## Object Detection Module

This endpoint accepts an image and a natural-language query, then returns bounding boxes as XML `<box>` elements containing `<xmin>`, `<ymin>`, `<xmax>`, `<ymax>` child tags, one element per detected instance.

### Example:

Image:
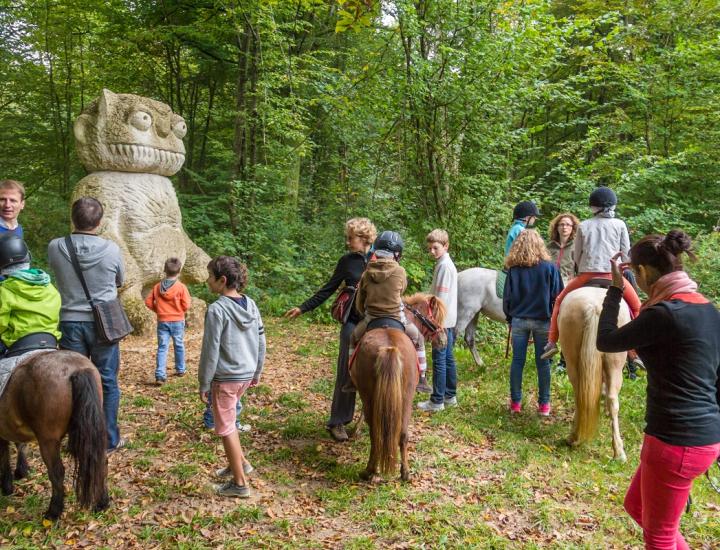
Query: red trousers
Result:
<box><xmin>548</xmin><ymin>272</ymin><xmax>641</xmax><ymax>343</ymax></box>
<box><xmin>624</xmin><ymin>434</ymin><xmax>720</xmax><ymax>549</ymax></box>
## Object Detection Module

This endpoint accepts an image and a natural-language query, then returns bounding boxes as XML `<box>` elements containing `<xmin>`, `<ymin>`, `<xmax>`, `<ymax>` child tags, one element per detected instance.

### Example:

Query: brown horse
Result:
<box><xmin>351</xmin><ymin>293</ymin><xmax>447</xmax><ymax>482</ymax></box>
<box><xmin>0</xmin><ymin>350</ymin><xmax>110</xmax><ymax>519</ymax></box>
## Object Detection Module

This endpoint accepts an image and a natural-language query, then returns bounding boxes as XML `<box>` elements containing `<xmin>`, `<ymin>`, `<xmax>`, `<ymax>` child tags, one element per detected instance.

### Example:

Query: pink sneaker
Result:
<box><xmin>538</xmin><ymin>403</ymin><xmax>551</xmax><ymax>416</ymax></box>
<box><xmin>509</xmin><ymin>401</ymin><xmax>521</xmax><ymax>414</ymax></box>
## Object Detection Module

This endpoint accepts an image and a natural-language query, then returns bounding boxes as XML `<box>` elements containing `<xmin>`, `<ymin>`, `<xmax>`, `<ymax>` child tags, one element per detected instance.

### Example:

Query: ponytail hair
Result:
<box><xmin>630</xmin><ymin>229</ymin><xmax>696</xmax><ymax>275</ymax></box>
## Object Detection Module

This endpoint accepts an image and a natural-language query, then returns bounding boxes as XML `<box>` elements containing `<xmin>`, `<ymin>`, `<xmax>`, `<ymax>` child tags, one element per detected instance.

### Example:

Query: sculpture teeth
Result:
<box><xmin>110</xmin><ymin>143</ymin><xmax>185</xmax><ymax>170</ymax></box>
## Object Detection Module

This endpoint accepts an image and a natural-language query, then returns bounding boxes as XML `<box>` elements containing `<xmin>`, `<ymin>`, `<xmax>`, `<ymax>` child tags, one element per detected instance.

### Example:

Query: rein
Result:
<box><xmin>403</xmin><ymin>301</ymin><xmax>442</xmax><ymax>340</ymax></box>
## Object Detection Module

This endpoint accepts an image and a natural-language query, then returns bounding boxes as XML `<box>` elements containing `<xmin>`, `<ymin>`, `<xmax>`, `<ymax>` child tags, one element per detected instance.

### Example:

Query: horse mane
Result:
<box><xmin>404</xmin><ymin>292</ymin><xmax>447</xmax><ymax>328</ymax></box>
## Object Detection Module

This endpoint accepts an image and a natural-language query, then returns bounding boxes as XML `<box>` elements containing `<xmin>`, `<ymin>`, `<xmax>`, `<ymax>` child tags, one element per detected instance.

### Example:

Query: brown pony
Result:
<box><xmin>351</xmin><ymin>293</ymin><xmax>447</xmax><ymax>481</ymax></box>
<box><xmin>0</xmin><ymin>351</ymin><xmax>110</xmax><ymax>519</ymax></box>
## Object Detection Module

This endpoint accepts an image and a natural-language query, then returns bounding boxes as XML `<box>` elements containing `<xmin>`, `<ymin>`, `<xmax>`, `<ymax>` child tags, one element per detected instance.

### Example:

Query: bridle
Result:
<box><xmin>403</xmin><ymin>300</ymin><xmax>443</xmax><ymax>341</ymax></box>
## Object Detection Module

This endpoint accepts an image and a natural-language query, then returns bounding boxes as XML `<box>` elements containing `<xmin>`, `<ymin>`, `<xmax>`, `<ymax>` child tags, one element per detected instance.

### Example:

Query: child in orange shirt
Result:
<box><xmin>145</xmin><ymin>257</ymin><xmax>191</xmax><ymax>384</ymax></box>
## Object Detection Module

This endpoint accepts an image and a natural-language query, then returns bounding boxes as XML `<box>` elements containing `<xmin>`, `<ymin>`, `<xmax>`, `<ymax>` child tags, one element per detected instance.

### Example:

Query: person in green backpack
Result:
<box><xmin>0</xmin><ymin>233</ymin><xmax>61</xmax><ymax>356</ymax></box>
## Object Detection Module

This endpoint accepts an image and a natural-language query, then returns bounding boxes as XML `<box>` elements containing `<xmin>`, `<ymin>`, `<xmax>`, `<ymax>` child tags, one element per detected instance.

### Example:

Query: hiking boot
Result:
<box><xmin>216</xmin><ymin>463</ymin><xmax>254</xmax><ymax>478</ymax></box>
<box><xmin>509</xmin><ymin>401</ymin><xmax>522</xmax><ymax>414</ymax></box>
<box><xmin>415</xmin><ymin>375</ymin><xmax>433</xmax><ymax>394</ymax></box>
<box><xmin>540</xmin><ymin>342</ymin><xmax>559</xmax><ymax>360</ymax></box>
<box><xmin>155</xmin><ymin>377</ymin><xmax>166</xmax><ymax>386</ymax></box>
<box><xmin>443</xmin><ymin>396</ymin><xmax>458</xmax><ymax>408</ymax></box>
<box><xmin>417</xmin><ymin>400</ymin><xmax>444</xmax><ymax>412</ymax></box>
<box><xmin>625</xmin><ymin>360</ymin><xmax>639</xmax><ymax>381</ymax></box>
<box><xmin>175</xmin><ymin>371</ymin><xmax>186</xmax><ymax>377</ymax></box>
<box><xmin>538</xmin><ymin>403</ymin><xmax>551</xmax><ymax>417</ymax></box>
<box><xmin>327</xmin><ymin>425</ymin><xmax>349</xmax><ymax>442</ymax></box>
<box><xmin>215</xmin><ymin>480</ymin><xmax>250</xmax><ymax>498</ymax></box>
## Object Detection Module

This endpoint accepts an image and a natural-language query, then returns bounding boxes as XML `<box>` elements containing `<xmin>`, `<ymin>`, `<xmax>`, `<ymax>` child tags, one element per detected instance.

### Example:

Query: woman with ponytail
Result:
<box><xmin>597</xmin><ymin>229</ymin><xmax>720</xmax><ymax>549</ymax></box>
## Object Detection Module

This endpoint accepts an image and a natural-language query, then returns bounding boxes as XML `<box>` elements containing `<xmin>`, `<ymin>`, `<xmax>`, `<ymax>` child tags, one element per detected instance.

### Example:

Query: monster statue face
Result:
<box><xmin>74</xmin><ymin>89</ymin><xmax>187</xmax><ymax>176</ymax></box>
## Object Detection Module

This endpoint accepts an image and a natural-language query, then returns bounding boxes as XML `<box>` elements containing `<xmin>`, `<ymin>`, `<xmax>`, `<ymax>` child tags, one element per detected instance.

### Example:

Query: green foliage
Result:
<box><xmin>1</xmin><ymin>0</ymin><xmax>719</xmax><ymax>304</ymax></box>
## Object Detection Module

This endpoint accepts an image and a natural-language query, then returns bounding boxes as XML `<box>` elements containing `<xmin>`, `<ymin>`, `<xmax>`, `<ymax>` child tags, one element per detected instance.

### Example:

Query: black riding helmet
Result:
<box><xmin>512</xmin><ymin>200</ymin><xmax>541</xmax><ymax>220</ymax></box>
<box><xmin>589</xmin><ymin>186</ymin><xmax>618</xmax><ymax>208</ymax></box>
<box><xmin>374</xmin><ymin>230</ymin><xmax>404</xmax><ymax>259</ymax></box>
<box><xmin>0</xmin><ymin>233</ymin><xmax>30</xmax><ymax>271</ymax></box>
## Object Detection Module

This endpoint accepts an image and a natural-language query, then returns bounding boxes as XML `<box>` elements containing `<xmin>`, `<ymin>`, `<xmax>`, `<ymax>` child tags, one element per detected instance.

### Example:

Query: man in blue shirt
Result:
<box><xmin>0</xmin><ymin>180</ymin><xmax>25</xmax><ymax>238</ymax></box>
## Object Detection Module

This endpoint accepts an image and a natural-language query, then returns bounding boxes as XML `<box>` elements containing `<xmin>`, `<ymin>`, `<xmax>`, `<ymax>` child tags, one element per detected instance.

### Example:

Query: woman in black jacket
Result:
<box><xmin>597</xmin><ymin>230</ymin><xmax>720</xmax><ymax>549</ymax></box>
<box><xmin>284</xmin><ymin>218</ymin><xmax>376</xmax><ymax>442</ymax></box>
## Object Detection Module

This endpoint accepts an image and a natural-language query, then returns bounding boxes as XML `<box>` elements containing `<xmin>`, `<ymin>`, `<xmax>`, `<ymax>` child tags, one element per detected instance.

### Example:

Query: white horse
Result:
<box><xmin>455</xmin><ymin>268</ymin><xmax>506</xmax><ymax>366</ymax></box>
<box><xmin>559</xmin><ymin>287</ymin><xmax>630</xmax><ymax>461</ymax></box>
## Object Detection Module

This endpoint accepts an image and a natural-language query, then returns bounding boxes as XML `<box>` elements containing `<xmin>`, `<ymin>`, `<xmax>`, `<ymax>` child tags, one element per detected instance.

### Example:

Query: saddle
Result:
<box><xmin>581</xmin><ymin>278</ymin><xmax>612</xmax><ymax>290</ymax></box>
<box><xmin>4</xmin><ymin>332</ymin><xmax>58</xmax><ymax>359</ymax></box>
<box><xmin>367</xmin><ymin>317</ymin><xmax>405</xmax><ymax>332</ymax></box>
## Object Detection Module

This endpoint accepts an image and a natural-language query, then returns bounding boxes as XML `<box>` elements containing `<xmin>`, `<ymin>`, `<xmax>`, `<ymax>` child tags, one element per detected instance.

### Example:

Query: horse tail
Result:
<box><xmin>68</xmin><ymin>369</ymin><xmax>108</xmax><ymax>509</ymax></box>
<box><xmin>573</xmin><ymin>302</ymin><xmax>603</xmax><ymax>444</ymax></box>
<box><xmin>372</xmin><ymin>345</ymin><xmax>404</xmax><ymax>475</ymax></box>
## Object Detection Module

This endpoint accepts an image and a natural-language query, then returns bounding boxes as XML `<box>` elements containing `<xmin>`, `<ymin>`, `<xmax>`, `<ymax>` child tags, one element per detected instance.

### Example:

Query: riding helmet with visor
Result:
<box><xmin>512</xmin><ymin>200</ymin><xmax>541</xmax><ymax>220</ymax></box>
<box><xmin>0</xmin><ymin>234</ymin><xmax>30</xmax><ymax>271</ymax></box>
<box><xmin>374</xmin><ymin>231</ymin><xmax>404</xmax><ymax>260</ymax></box>
<box><xmin>589</xmin><ymin>186</ymin><xmax>618</xmax><ymax>208</ymax></box>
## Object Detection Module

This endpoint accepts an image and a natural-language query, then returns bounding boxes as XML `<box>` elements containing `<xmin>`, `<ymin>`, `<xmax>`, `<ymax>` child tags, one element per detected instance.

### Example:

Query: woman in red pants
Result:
<box><xmin>541</xmin><ymin>186</ymin><xmax>642</xmax><ymax>361</ymax></box>
<box><xmin>597</xmin><ymin>230</ymin><xmax>720</xmax><ymax>549</ymax></box>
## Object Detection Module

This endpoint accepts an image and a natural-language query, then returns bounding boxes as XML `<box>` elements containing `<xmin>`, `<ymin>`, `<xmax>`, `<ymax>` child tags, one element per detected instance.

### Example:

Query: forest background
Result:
<box><xmin>2</xmin><ymin>0</ymin><xmax>720</xmax><ymax>312</ymax></box>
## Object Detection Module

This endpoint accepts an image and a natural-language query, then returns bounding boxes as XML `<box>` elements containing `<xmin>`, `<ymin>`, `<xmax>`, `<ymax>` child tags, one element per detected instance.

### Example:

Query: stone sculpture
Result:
<box><xmin>73</xmin><ymin>89</ymin><xmax>209</xmax><ymax>333</ymax></box>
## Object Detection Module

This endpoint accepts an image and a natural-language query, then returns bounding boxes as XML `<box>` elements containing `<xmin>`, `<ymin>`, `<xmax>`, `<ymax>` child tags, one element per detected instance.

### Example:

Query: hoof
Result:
<box><xmin>614</xmin><ymin>452</ymin><xmax>627</xmax><ymax>463</ymax></box>
<box><xmin>14</xmin><ymin>466</ymin><xmax>28</xmax><ymax>480</ymax></box>
<box><xmin>400</xmin><ymin>470</ymin><xmax>411</xmax><ymax>482</ymax></box>
<box><xmin>565</xmin><ymin>436</ymin><xmax>580</xmax><ymax>448</ymax></box>
<box><xmin>1</xmin><ymin>484</ymin><xmax>13</xmax><ymax>496</ymax></box>
<box><xmin>43</xmin><ymin>510</ymin><xmax>61</xmax><ymax>521</ymax></box>
<box><xmin>93</xmin><ymin>494</ymin><xmax>112</xmax><ymax>512</ymax></box>
<box><xmin>359</xmin><ymin>469</ymin><xmax>374</xmax><ymax>481</ymax></box>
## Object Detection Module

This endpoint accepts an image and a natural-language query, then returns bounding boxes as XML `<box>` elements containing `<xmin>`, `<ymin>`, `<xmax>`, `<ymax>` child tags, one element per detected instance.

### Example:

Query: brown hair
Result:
<box><xmin>0</xmin><ymin>180</ymin><xmax>26</xmax><ymax>200</ymax></box>
<box><xmin>505</xmin><ymin>229</ymin><xmax>550</xmax><ymax>268</ymax></box>
<box><xmin>345</xmin><ymin>218</ymin><xmax>377</xmax><ymax>246</ymax></box>
<box><xmin>426</xmin><ymin>228</ymin><xmax>449</xmax><ymax>246</ymax></box>
<box><xmin>207</xmin><ymin>256</ymin><xmax>248</xmax><ymax>291</ymax></box>
<box><xmin>548</xmin><ymin>213</ymin><xmax>580</xmax><ymax>244</ymax></box>
<box><xmin>630</xmin><ymin>229</ymin><xmax>696</xmax><ymax>276</ymax></box>
<box><xmin>164</xmin><ymin>257</ymin><xmax>182</xmax><ymax>276</ymax></box>
<box><xmin>71</xmin><ymin>197</ymin><xmax>104</xmax><ymax>231</ymax></box>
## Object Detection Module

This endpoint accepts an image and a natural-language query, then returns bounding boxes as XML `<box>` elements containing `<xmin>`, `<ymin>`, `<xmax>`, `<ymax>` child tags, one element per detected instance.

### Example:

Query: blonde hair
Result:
<box><xmin>505</xmin><ymin>229</ymin><xmax>550</xmax><ymax>268</ymax></box>
<box><xmin>345</xmin><ymin>217</ymin><xmax>377</xmax><ymax>246</ymax></box>
<box><xmin>426</xmin><ymin>228</ymin><xmax>449</xmax><ymax>246</ymax></box>
<box><xmin>548</xmin><ymin>212</ymin><xmax>580</xmax><ymax>244</ymax></box>
<box><xmin>0</xmin><ymin>180</ymin><xmax>25</xmax><ymax>200</ymax></box>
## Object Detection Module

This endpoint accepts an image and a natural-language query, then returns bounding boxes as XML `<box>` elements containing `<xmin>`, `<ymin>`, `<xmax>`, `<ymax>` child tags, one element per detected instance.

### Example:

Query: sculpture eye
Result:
<box><xmin>129</xmin><ymin>111</ymin><xmax>152</xmax><ymax>131</ymax></box>
<box><xmin>172</xmin><ymin>120</ymin><xmax>187</xmax><ymax>139</ymax></box>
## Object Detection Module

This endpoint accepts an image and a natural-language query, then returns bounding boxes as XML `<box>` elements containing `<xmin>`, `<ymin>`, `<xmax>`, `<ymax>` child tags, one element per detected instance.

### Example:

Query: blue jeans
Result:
<box><xmin>155</xmin><ymin>321</ymin><xmax>186</xmax><ymax>380</ymax></box>
<box><xmin>430</xmin><ymin>328</ymin><xmax>457</xmax><ymax>405</ymax></box>
<box><xmin>510</xmin><ymin>317</ymin><xmax>551</xmax><ymax>405</ymax></box>
<box><xmin>203</xmin><ymin>388</ymin><xmax>242</xmax><ymax>429</ymax></box>
<box><xmin>59</xmin><ymin>321</ymin><xmax>121</xmax><ymax>449</ymax></box>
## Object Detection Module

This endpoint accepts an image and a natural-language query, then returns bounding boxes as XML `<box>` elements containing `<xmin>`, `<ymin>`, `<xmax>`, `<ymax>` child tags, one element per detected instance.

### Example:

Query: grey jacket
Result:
<box><xmin>47</xmin><ymin>234</ymin><xmax>125</xmax><ymax>322</ymax></box>
<box><xmin>574</xmin><ymin>215</ymin><xmax>631</xmax><ymax>273</ymax></box>
<box><xmin>429</xmin><ymin>253</ymin><xmax>458</xmax><ymax>328</ymax></box>
<box><xmin>198</xmin><ymin>295</ymin><xmax>266</xmax><ymax>393</ymax></box>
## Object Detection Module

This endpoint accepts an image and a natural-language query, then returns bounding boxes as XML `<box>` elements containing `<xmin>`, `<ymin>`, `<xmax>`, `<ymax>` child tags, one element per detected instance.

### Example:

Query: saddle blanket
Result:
<box><xmin>0</xmin><ymin>350</ymin><xmax>50</xmax><ymax>398</ymax></box>
<box><xmin>496</xmin><ymin>269</ymin><xmax>507</xmax><ymax>299</ymax></box>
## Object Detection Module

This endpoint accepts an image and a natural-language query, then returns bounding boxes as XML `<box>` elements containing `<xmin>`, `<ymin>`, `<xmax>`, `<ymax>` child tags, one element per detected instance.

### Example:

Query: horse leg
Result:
<box><xmin>604</xmin><ymin>356</ymin><xmax>627</xmax><ymax>462</ymax></box>
<box><xmin>359</xmin><ymin>407</ymin><xmax>378</xmax><ymax>481</ymax></box>
<box><xmin>14</xmin><ymin>443</ymin><xmax>28</xmax><ymax>480</ymax></box>
<box><xmin>0</xmin><ymin>439</ymin><xmax>12</xmax><ymax>495</ymax></box>
<box><xmin>38</xmin><ymin>439</ymin><xmax>65</xmax><ymax>520</ymax></box>
<box><xmin>465</xmin><ymin>313</ymin><xmax>484</xmax><ymax>367</ymax></box>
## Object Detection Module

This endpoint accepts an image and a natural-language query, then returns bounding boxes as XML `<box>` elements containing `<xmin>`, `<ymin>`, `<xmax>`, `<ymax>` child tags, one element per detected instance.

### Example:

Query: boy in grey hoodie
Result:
<box><xmin>198</xmin><ymin>256</ymin><xmax>265</xmax><ymax>498</ymax></box>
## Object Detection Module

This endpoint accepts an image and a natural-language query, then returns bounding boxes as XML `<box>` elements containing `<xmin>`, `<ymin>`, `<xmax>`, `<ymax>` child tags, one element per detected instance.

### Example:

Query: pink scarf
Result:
<box><xmin>642</xmin><ymin>271</ymin><xmax>698</xmax><ymax>310</ymax></box>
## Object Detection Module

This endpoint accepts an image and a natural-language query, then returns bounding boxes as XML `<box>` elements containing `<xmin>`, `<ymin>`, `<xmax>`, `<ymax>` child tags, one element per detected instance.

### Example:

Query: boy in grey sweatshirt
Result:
<box><xmin>198</xmin><ymin>256</ymin><xmax>266</xmax><ymax>498</ymax></box>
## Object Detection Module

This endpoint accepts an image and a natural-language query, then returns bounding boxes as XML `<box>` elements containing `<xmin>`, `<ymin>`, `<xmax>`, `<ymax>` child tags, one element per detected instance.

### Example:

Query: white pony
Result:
<box><xmin>559</xmin><ymin>287</ymin><xmax>630</xmax><ymax>461</ymax></box>
<box><xmin>455</xmin><ymin>268</ymin><xmax>505</xmax><ymax>366</ymax></box>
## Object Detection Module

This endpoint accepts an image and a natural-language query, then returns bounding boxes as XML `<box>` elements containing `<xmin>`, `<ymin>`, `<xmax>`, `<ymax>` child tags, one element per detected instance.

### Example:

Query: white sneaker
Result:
<box><xmin>443</xmin><ymin>396</ymin><xmax>458</xmax><ymax>407</ymax></box>
<box><xmin>236</xmin><ymin>423</ymin><xmax>251</xmax><ymax>432</ymax></box>
<box><xmin>417</xmin><ymin>400</ymin><xmax>445</xmax><ymax>412</ymax></box>
<box><xmin>216</xmin><ymin>463</ymin><xmax>254</xmax><ymax>478</ymax></box>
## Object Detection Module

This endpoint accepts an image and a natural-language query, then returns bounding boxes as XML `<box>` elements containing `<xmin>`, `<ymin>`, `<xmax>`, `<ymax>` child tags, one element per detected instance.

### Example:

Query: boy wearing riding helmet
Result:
<box><xmin>505</xmin><ymin>200</ymin><xmax>541</xmax><ymax>256</ymax></box>
<box><xmin>541</xmin><ymin>186</ymin><xmax>642</xmax><ymax>363</ymax></box>
<box><xmin>349</xmin><ymin>231</ymin><xmax>426</xmax><ymax>376</ymax></box>
<box><xmin>0</xmin><ymin>234</ymin><xmax>61</xmax><ymax>356</ymax></box>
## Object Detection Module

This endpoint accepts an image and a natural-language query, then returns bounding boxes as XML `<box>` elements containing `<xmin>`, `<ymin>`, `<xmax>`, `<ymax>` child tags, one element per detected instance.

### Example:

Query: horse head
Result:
<box><xmin>403</xmin><ymin>293</ymin><xmax>447</xmax><ymax>349</ymax></box>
